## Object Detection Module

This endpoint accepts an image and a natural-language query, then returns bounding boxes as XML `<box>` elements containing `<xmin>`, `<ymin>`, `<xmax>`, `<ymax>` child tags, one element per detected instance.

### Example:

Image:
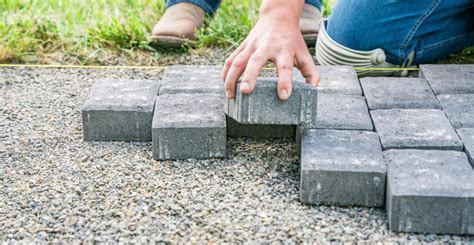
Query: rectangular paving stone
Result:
<box><xmin>438</xmin><ymin>94</ymin><xmax>474</xmax><ymax>129</ymax></box>
<box><xmin>82</xmin><ymin>78</ymin><xmax>160</xmax><ymax>141</ymax></box>
<box><xmin>420</xmin><ymin>64</ymin><xmax>474</xmax><ymax>95</ymax></box>
<box><xmin>315</xmin><ymin>93</ymin><xmax>373</xmax><ymax>131</ymax></box>
<box><xmin>225</xmin><ymin>77</ymin><xmax>318</xmax><ymax>126</ymax></box>
<box><xmin>299</xmin><ymin>129</ymin><xmax>386</xmax><ymax>207</ymax></box>
<box><xmin>371</xmin><ymin>109</ymin><xmax>463</xmax><ymax>151</ymax></box>
<box><xmin>458</xmin><ymin>128</ymin><xmax>474</xmax><ymax>166</ymax></box>
<box><xmin>159</xmin><ymin>65</ymin><xmax>223</xmax><ymax>95</ymax></box>
<box><xmin>385</xmin><ymin>150</ymin><xmax>474</xmax><ymax>235</ymax></box>
<box><xmin>294</xmin><ymin>66</ymin><xmax>361</xmax><ymax>95</ymax></box>
<box><xmin>152</xmin><ymin>93</ymin><xmax>226</xmax><ymax>160</ymax></box>
<box><xmin>360</xmin><ymin>77</ymin><xmax>440</xmax><ymax>110</ymax></box>
<box><xmin>226</xmin><ymin>116</ymin><xmax>295</xmax><ymax>139</ymax></box>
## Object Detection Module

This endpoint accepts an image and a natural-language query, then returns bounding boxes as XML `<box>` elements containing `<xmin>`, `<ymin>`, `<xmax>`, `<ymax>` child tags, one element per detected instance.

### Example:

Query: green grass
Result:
<box><xmin>0</xmin><ymin>0</ymin><xmax>472</xmax><ymax>64</ymax></box>
<box><xmin>0</xmin><ymin>0</ymin><xmax>261</xmax><ymax>64</ymax></box>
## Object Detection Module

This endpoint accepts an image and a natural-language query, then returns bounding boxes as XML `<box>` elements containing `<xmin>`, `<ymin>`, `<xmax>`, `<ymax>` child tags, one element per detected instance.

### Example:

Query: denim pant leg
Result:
<box><xmin>166</xmin><ymin>0</ymin><xmax>221</xmax><ymax>15</ymax></box>
<box><xmin>167</xmin><ymin>0</ymin><xmax>323</xmax><ymax>15</ymax></box>
<box><xmin>305</xmin><ymin>0</ymin><xmax>322</xmax><ymax>10</ymax></box>
<box><xmin>326</xmin><ymin>0</ymin><xmax>474</xmax><ymax>65</ymax></box>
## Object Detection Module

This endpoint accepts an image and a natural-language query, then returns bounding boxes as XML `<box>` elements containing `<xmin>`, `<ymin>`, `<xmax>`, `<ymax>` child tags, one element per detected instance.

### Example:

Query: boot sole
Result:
<box><xmin>149</xmin><ymin>35</ymin><xmax>196</xmax><ymax>48</ymax></box>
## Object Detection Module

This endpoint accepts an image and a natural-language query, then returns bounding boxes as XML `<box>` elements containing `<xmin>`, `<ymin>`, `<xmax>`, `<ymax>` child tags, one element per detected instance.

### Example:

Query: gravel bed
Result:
<box><xmin>1</xmin><ymin>67</ymin><xmax>473</xmax><ymax>243</ymax></box>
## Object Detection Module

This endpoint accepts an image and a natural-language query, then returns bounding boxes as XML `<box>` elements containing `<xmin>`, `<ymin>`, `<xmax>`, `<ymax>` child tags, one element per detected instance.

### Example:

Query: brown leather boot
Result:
<box><xmin>300</xmin><ymin>3</ymin><xmax>322</xmax><ymax>46</ymax></box>
<box><xmin>149</xmin><ymin>3</ymin><xmax>205</xmax><ymax>48</ymax></box>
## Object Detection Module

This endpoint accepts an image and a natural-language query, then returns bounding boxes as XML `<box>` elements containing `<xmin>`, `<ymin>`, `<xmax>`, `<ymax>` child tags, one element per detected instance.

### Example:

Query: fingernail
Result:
<box><xmin>241</xmin><ymin>82</ymin><xmax>250</xmax><ymax>92</ymax></box>
<box><xmin>280</xmin><ymin>89</ymin><xmax>289</xmax><ymax>100</ymax></box>
<box><xmin>226</xmin><ymin>90</ymin><xmax>233</xmax><ymax>98</ymax></box>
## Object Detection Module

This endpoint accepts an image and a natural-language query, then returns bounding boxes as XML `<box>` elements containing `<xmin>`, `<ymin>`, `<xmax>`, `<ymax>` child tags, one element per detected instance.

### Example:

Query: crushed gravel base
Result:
<box><xmin>1</xmin><ymin>67</ymin><xmax>473</xmax><ymax>243</ymax></box>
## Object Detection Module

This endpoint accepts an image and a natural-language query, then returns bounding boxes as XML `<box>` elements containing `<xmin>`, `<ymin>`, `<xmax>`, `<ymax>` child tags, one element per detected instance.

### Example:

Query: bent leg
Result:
<box><xmin>326</xmin><ymin>0</ymin><xmax>474</xmax><ymax>65</ymax></box>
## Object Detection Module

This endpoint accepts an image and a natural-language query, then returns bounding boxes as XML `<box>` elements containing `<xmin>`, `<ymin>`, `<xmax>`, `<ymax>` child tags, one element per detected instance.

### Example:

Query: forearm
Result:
<box><xmin>259</xmin><ymin>0</ymin><xmax>304</xmax><ymax>24</ymax></box>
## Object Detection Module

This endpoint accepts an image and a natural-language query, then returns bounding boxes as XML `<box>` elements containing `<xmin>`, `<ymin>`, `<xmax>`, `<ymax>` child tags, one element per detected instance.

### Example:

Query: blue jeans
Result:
<box><xmin>166</xmin><ymin>0</ymin><xmax>322</xmax><ymax>15</ymax></box>
<box><xmin>327</xmin><ymin>0</ymin><xmax>474</xmax><ymax>65</ymax></box>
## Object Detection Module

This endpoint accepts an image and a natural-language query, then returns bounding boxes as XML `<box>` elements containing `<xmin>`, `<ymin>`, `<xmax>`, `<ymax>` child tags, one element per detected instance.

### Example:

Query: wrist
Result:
<box><xmin>259</xmin><ymin>0</ymin><xmax>303</xmax><ymax>24</ymax></box>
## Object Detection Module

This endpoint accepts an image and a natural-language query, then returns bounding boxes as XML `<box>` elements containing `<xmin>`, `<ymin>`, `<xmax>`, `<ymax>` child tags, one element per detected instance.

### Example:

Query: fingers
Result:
<box><xmin>222</xmin><ymin>41</ymin><xmax>246</xmax><ymax>81</ymax></box>
<box><xmin>276</xmin><ymin>53</ymin><xmax>294</xmax><ymax>100</ymax></box>
<box><xmin>224</xmin><ymin>47</ymin><xmax>255</xmax><ymax>99</ymax></box>
<box><xmin>240</xmin><ymin>50</ymin><xmax>269</xmax><ymax>94</ymax></box>
<box><xmin>295</xmin><ymin>50</ymin><xmax>320</xmax><ymax>86</ymax></box>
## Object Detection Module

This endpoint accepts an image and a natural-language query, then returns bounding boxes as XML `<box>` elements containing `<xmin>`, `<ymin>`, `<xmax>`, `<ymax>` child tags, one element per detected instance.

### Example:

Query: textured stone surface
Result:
<box><xmin>294</xmin><ymin>66</ymin><xmax>361</xmax><ymax>95</ymax></box>
<box><xmin>152</xmin><ymin>93</ymin><xmax>226</xmax><ymax>160</ymax></box>
<box><xmin>385</xmin><ymin>150</ymin><xmax>474</xmax><ymax>235</ymax></box>
<box><xmin>315</xmin><ymin>94</ymin><xmax>372</xmax><ymax>131</ymax></box>
<box><xmin>299</xmin><ymin>129</ymin><xmax>386</xmax><ymax>207</ymax></box>
<box><xmin>437</xmin><ymin>94</ymin><xmax>474</xmax><ymax>129</ymax></box>
<box><xmin>458</xmin><ymin>128</ymin><xmax>474</xmax><ymax>166</ymax></box>
<box><xmin>420</xmin><ymin>64</ymin><xmax>474</xmax><ymax>95</ymax></box>
<box><xmin>371</xmin><ymin>109</ymin><xmax>462</xmax><ymax>151</ymax></box>
<box><xmin>225</xmin><ymin>77</ymin><xmax>318</xmax><ymax>126</ymax></box>
<box><xmin>361</xmin><ymin>77</ymin><xmax>440</xmax><ymax>110</ymax></box>
<box><xmin>159</xmin><ymin>65</ymin><xmax>223</xmax><ymax>95</ymax></box>
<box><xmin>81</xmin><ymin>78</ymin><xmax>160</xmax><ymax>141</ymax></box>
<box><xmin>226</xmin><ymin>116</ymin><xmax>295</xmax><ymax>139</ymax></box>
<box><xmin>5</xmin><ymin>66</ymin><xmax>474</xmax><ymax>243</ymax></box>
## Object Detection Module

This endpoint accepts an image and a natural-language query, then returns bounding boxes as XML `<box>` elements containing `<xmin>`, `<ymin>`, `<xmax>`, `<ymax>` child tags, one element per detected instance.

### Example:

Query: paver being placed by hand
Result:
<box><xmin>226</xmin><ymin>116</ymin><xmax>295</xmax><ymax>139</ymax></box>
<box><xmin>299</xmin><ymin>129</ymin><xmax>386</xmax><ymax>207</ymax></box>
<box><xmin>152</xmin><ymin>93</ymin><xmax>226</xmax><ymax>160</ymax></box>
<box><xmin>82</xmin><ymin>78</ymin><xmax>160</xmax><ymax>141</ymax></box>
<box><xmin>437</xmin><ymin>94</ymin><xmax>474</xmax><ymax>129</ymax></box>
<box><xmin>225</xmin><ymin>77</ymin><xmax>318</xmax><ymax>126</ymax></box>
<box><xmin>420</xmin><ymin>64</ymin><xmax>474</xmax><ymax>95</ymax></box>
<box><xmin>371</xmin><ymin>109</ymin><xmax>463</xmax><ymax>151</ymax></box>
<box><xmin>159</xmin><ymin>65</ymin><xmax>223</xmax><ymax>95</ymax></box>
<box><xmin>458</xmin><ymin>128</ymin><xmax>474</xmax><ymax>166</ymax></box>
<box><xmin>315</xmin><ymin>93</ymin><xmax>372</xmax><ymax>131</ymax></box>
<box><xmin>360</xmin><ymin>77</ymin><xmax>440</xmax><ymax>110</ymax></box>
<box><xmin>294</xmin><ymin>66</ymin><xmax>361</xmax><ymax>95</ymax></box>
<box><xmin>384</xmin><ymin>149</ymin><xmax>474</xmax><ymax>235</ymax></box>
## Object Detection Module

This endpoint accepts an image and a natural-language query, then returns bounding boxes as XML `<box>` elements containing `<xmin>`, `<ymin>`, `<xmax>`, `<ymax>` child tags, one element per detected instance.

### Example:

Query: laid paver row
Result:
<box><xmin>81</xmin><ymin>65</ymin><xmax>474</xmax><ymax>235</ymax></box>
<box><xmin>299</xmin><ymin>65</ymin><xmax>474</xmax><ymax>235</ymax></box>
<box><xmin>419</xmin><ymin>65</ymin><xmax>474</xmax><ymax>234</ymax></box>
<box><xmin>367</xmin><ymin>66</ymin><xmax>474</xmax><ymax>235</ymax></box>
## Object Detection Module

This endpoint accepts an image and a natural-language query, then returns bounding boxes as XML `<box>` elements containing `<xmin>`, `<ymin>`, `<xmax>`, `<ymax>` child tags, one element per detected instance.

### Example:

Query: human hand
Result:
<box><xmin>222</xmin><ymin>3</ymin><xmax>320</xmax><ymax>100</ymax></box>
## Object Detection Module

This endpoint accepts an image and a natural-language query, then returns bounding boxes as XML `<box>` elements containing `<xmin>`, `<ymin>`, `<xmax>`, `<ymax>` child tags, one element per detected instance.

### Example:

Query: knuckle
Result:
<box><xmin>249</xmin><ymin>54</ymin><xmax>265</xmax><ymax>63</ymax></box>
<box><xmin>277</xmin><ymin>62</ymin><xmax>293</xmax><ymax>70</ymax></box>
<box><xmin>225</xmin><ymin>58</ymin><xmax>233</xmax><ymax>67</ymax></box>
<box><xmin>232</xmin><ymin>57</ymin><xmax>247</xmax><ymax>68</ymax></box>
